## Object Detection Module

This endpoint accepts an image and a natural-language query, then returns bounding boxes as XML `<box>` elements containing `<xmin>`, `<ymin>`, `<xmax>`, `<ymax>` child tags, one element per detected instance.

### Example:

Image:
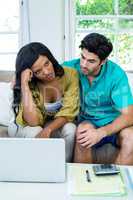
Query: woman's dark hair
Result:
<box><xmin>13</xmin><ymin>42</ymin><xmax>64</xmax><ymax>123</ymax></box>
<box><xmin>79</xmin><ymin>33</ymin><xmax>113</xmax><ymax>60</ymax></box>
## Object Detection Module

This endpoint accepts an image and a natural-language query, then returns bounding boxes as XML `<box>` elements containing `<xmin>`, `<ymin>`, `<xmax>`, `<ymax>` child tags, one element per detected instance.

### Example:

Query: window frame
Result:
<box><xmin>0</xmin><ymin>0</ymin><xmax>30</xmax><ymax>71</ymax></box>
<box><xmin>65</xmin><ymin>0</ymin><xmax>133</xmax><ymax>71</ymax></box>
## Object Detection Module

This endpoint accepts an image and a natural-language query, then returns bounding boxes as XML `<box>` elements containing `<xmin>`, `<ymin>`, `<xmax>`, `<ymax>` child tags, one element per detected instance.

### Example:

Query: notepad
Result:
<box><xmin>67</xmin><ymin>164</ymin><xmax>127</xmax><ymax>196</ymax></box>
<box><xmin>127</xmin><ymin>168</ymin><xmax>133</xmax><ymax>186</ymax></box>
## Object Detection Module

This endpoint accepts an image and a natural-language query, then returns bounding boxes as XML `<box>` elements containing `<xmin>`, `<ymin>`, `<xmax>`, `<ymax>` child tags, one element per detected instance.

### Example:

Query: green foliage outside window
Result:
<box><xmin>119</xmin><ymin>0</ymin><xmax>133</xmax><ymax>14</ymax></box>
<box><xmin>76</xmin><ymin>0</ymin><xmax>113</xmax><ymax>15</ymax></box>
<box><xmin>75</xmin><ymin>0</ymin><xmax>133</xmax><ymax>70</ymax></box>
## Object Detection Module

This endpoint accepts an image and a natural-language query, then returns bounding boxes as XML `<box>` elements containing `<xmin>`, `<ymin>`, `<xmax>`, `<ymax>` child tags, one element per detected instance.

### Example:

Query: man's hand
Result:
<box><xmin>36</xmin><ymin>127</ymin><xmax>52</xmax><ymax>138</ymax></box>
<box><xmin>77</xmin><ymin>122</ymin><xmax>95</xmax><ymax>134</ymax></box>
<box><xmin>76</xmin><ymin>123</ymin><xmax>107</xmax><ymax>148</ymax></box>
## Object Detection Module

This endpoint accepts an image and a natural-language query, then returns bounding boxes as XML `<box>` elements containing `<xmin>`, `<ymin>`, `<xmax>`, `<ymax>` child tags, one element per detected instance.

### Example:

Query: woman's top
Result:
<box><xmin>16</xmin><ymin>67</ymin><xmax>80</xmax><ymax>127</ymax></box>
<box><xmin>44</xmin><ymin>99</ymin><xmax>62</xmax><ymax>116</ymax></box>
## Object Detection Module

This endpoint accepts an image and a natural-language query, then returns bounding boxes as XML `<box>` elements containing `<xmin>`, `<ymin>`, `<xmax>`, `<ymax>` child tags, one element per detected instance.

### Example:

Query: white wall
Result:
<box><xmin>28</xmin><ymin>0</ymin><xmax>65</xmax><ymax>63</ymax></box>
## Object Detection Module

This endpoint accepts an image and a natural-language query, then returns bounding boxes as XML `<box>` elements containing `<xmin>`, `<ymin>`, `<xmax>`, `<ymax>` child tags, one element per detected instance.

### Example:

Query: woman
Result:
<box><xmin>8</xmin><ymin>42</ymin><xmax>79</xmax><ymax>162</ymax></box>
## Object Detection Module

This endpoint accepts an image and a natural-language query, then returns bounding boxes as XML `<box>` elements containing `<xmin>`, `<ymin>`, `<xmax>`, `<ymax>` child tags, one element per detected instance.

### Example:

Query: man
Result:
<box><xmin>63</xmin><ymin>33</ymin><xmax>133</xmax><ymax>165</ymax></box>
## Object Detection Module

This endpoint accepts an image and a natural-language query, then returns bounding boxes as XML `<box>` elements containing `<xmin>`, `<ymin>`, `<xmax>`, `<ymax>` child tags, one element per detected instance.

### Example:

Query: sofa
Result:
<box><xmin>0</xmin><ymin>70</ymin><xmax>133</xmax><ymax>163</ymax></box>
<box><xmin>0</xmin><ymin>71</ymin><xmax>14</xmax><ymax>137</ymax></box>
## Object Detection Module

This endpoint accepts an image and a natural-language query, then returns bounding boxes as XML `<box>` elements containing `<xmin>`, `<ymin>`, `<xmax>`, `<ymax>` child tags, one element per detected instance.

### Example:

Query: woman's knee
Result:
<box><xmin>61</xmin><ymin>123</ymin><xmax>76</xmax><ymax>138</ymax></box>
<box><xmin>8</xmin><ymin>123</ymin><xmax>18</xmax><ymax>137</ymax></box>
<box><xmin>8</xmin><ymin>123</ymin><xmax>43</xmax><ymax>138</ymax></box>
<box><xmin>23</xmin><ymin>126</ymin><xmax>43</xmax><ymax>137</ymax></box>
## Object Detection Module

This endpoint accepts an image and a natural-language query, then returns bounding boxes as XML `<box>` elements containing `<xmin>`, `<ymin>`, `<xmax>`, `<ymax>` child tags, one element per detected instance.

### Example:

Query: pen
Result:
<box><xmin>86</xmin><ymin>170</ymin><xmax>91</xmax><ymax>182</ymax></box>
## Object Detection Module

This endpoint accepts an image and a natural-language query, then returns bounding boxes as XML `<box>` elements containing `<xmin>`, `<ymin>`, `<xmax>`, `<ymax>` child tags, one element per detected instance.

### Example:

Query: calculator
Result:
<box><xmin>93</xmin><ymin>164</ymin><xmax>120</xmax><ymax>175</ymax></box>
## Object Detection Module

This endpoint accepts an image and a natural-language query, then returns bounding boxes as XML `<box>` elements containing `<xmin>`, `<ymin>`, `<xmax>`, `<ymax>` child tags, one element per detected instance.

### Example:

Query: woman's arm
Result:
<box><xmin>36</xmin><ymin>117</ymin><xmax>68</xmax><ymax>138</ymax></box>
<box><xmin>21</xmin><ymin>69</ymin><xmax>42</xmax><ymax>126</ymax></box>
<box><xmin>36</xmin><ymin>68</ymin><xmax>80</xmax><ymax>138</ymax></box>
<box><xmin>55</xmin><ymin>68</ymin><xmax>80</xmax><ymax>121</ymax></box>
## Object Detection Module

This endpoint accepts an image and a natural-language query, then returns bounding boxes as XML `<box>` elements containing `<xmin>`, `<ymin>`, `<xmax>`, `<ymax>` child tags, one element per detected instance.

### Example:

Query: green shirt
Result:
<box><xmin>63</xmin><ymin>59</ymin><xmax>133</xmax><ymax>127</ymax></box>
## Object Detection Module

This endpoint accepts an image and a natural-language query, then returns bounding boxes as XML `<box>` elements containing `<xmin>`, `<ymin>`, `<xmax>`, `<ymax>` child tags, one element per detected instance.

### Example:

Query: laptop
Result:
<box><xmin>0</xmin><ymin>138</ymin><xmax>66</xmax><ymax>183</ymax></box>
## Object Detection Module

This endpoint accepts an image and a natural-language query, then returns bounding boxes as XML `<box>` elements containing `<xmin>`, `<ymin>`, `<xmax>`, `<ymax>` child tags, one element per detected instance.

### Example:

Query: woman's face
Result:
<box><xmin>31</xmin><ymin>55</ymin><xmax>55</xmax><ymax>82</ymax></box>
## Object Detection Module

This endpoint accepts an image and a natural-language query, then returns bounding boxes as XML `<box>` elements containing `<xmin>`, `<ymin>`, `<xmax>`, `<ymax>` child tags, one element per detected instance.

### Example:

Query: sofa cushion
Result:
<box><xmin>0</xmin><ymin>82</ymin><xmax>14</xmax><ymax>126</ymax></box>
<box><xmin>0</xmin><ymin>125</ymin><xmax>8</xmax><ymax>137</ymax></box>
<box><xmin>0</xmin><ymin>71</ymin><xmax>14</xmax><ymax>82</ymax></box>
<box><xmin>92</xmin><ymin>143</ymin><xmax>119</xmax><ymax>164</ymax></box>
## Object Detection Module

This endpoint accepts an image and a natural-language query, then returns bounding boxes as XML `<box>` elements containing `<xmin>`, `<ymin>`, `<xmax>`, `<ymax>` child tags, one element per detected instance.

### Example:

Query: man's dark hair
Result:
<box><xmin>79</xmin><ymin>33</ymin><xmax>113</xmax><ymax>60</ymax></box>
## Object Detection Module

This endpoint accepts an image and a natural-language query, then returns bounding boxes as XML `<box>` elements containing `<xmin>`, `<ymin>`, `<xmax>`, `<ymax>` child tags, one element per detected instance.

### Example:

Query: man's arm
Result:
<box><xmin>98</xmin><ymin>105</ymin><xmax>133</xmax><ymax>136</ymax></box>
<box><xmin>99</xmin><ymin>72</ymin><xmax>133</xmax><ymax>137</ymax></box>
<box><xmin>77</xmin><ymin>105</ymin><xmax>133</xmax><ymax>148</ymax></box>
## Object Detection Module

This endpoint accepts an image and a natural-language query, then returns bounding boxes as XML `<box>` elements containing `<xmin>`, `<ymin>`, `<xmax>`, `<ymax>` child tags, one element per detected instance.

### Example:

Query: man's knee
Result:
<box><xmin>76</xmin><ymin>122</ymin><xmax>95</xmax><ymax>138</ymax></box>
<box><xmin>119</xmin><ymin>127</ymin><xmax>133</xmax><ymax>148</ymax></box>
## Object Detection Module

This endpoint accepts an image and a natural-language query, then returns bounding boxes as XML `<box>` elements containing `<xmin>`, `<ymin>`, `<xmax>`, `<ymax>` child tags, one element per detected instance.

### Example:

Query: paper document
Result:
<box><xmin>127</xmin><ymin>168</ymin><xmax>133</xmax><ymax>186</ymax></box>
<box><xmin>67</xmin><ymin>164</ymin><xmax>127</xmax><ymax>196</ymax></box>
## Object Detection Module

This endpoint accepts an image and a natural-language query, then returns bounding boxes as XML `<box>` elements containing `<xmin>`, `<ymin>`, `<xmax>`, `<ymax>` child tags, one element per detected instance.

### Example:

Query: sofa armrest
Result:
<box><xmin>0</xmin><ymin>126</ymin><xmax>8</xmax><ymax>137</ymax></box>
<box><xmin>0</xmin><ymin>71</ymin><xmax>14</xmax><ymax>82</ymax></box>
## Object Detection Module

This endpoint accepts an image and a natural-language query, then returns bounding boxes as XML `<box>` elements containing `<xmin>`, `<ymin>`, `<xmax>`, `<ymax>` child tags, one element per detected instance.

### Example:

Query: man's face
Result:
<box><xmin>80</xmin><ymin>48</ymin><xmax>105</xmax><ymax>76</ymax></box>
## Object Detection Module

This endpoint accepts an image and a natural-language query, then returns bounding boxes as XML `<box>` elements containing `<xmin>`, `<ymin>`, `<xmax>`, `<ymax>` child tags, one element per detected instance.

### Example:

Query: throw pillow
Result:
<box><xmin>0</xmin><ymin>82</ymin><xmax>14</xmax><ymax>126</ymax></box>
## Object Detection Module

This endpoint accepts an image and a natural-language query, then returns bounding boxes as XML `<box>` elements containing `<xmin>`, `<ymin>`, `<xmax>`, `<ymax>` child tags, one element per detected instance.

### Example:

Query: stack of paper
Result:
<box><xmin>127</xmin><ymin>168</ymin><xmax>133</xmax><ymax>185</ymax></box>
<box><xmin>67</xmin><ymin>164</ymin><xmax>127</xmax><ymax>196</ymax></box>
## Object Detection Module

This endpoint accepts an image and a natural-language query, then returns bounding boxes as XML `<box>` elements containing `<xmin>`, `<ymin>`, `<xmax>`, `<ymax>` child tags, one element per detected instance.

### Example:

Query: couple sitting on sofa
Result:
<box><xmin>8</xmin><ymin>33</ymin><xmax>133</xmax><ymax>165</ymax></box>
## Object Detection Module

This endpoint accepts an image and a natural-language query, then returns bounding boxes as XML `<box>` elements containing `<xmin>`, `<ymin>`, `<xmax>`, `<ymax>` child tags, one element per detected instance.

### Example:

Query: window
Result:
<box><xmin>0</xmin><ymin>0</ymin><xmax>30</xmax><ymax>71</ymax></box>
<box><xmin>66</xmin><ymin>0</ymin><xmax>133</xmax><ymax>71</ymax></box>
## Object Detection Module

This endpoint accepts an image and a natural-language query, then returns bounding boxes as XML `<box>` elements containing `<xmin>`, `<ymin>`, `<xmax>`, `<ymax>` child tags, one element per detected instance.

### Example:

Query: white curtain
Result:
<box><xmin>64</xmin><ymin>0</ymin><xmax>75</xmax><ymax>60</ymax></box>
<box><xmin>19</xmin><ymin>0</ymin><xmax>30</xmax><ymax>47</ymax></box>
